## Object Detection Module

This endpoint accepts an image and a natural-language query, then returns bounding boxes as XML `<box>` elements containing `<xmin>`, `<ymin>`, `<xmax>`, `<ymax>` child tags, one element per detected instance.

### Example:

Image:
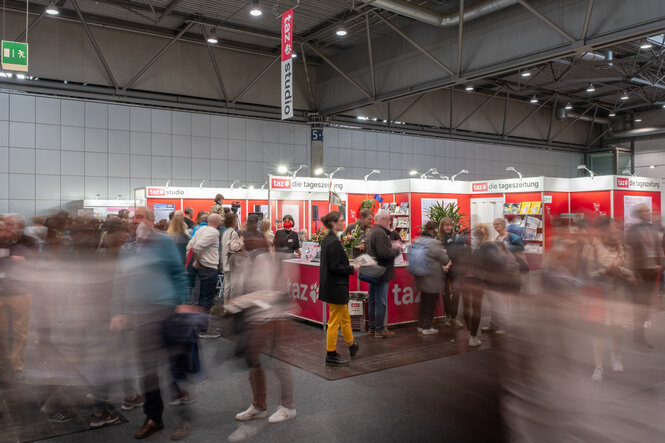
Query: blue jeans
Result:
<box><xmin>368</xmin><ymin>280</ymin><xmax>389</xmax><ymax>333</ymax></box>
<box><xmin>193</xmin><ymin>267</ymin><xmax>218</xmax><ymax>312</ymax></box>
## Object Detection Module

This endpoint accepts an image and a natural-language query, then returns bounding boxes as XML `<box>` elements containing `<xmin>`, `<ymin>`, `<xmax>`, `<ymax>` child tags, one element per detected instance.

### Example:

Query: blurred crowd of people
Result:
<box><xmin>0</xmin><ymin>194</ymin><xmax>304</xmax><ymax>441</ymax></box>
<box><xmin>2</xmin><ymin>198</ymin><xmax>665</xmax><ymax>441</ymax></box>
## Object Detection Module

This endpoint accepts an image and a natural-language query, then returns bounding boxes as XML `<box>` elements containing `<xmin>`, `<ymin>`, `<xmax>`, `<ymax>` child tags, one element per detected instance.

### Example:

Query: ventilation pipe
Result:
<box><xmin>359</xmin><ymin>0</ymin><xmax>518</xmax><ymax>27</ymax></box>
<box><xmin>610</xmin><ymin>127</ymin><xmax>665</xmax><ymax>139</ymax></box>
<box><xmin>556</xmin><ymin>108</ymin><xmax>611</xmax><ymax>125</ymax></box>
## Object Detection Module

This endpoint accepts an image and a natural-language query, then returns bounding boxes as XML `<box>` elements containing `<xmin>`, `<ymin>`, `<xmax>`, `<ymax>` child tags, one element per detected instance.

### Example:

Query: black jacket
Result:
<box><xmin>319</xmin><ymin>232</ymin><xmax>354</xmax><ymax>305</ymax></box>
<box><xmin>366</xmin><ymin>225</ymin><xmax>400</xmax><ymax>281</ymax></box>
<box><xmin>274</xmin><ymin>229</ymin><xmax>300</xmax><ymax>253</ymax></box>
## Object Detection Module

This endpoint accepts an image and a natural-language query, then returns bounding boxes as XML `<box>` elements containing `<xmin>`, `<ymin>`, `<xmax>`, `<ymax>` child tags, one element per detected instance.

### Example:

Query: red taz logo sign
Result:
<box><xmin>147</xmin><ymin>187</ymin><xmax>165</xmax><ymax>196</ymax></box>
<box><xmin>271</xmin><ymin>178</ymin><xmax>291</xmax><ymax>189</ymax></box>
<box><xmin>616</xmin><ymin>177</ymin><xmax>629</xmax><ymax>188</ymax></box>
<box><xmin>472</xmin><ymin>182</ymin><xmax>488</xmax><ymax>192</ymax></box>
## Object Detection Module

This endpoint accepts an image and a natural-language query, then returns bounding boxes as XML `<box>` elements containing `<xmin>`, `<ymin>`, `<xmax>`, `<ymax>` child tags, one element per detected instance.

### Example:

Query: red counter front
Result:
<box><xmin>283</xmin><ymin>260</ymin><xmax>444</xmax><ymax>326</ymax></box>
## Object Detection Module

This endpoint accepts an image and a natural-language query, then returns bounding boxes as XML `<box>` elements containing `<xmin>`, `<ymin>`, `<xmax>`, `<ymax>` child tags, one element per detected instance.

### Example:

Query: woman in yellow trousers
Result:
<box><xmin>318</xmin><ymin>211</ymin><xmax>360</xmax><ymax>366</ymax></box>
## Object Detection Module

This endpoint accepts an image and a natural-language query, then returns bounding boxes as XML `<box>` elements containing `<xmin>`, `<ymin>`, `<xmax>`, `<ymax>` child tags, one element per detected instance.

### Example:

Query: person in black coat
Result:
<box><xmin>319</xmin><ymin>211</ymin><xmax>360</xmax><ymax>366</ymax></box>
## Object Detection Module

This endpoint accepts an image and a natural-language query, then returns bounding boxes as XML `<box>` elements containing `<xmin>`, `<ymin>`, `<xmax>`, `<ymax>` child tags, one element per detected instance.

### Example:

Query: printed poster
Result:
<box><xmin>624</xmin><ymin>195</ymin><xmax>652</xmax><ymax>227</ymax></box>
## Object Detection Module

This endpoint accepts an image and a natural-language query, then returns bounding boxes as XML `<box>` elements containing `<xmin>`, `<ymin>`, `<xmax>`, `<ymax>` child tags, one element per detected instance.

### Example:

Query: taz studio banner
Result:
<box><xmin>281</xmin><ymin>9</ymin><xmax>294</xmax><ymax>120</ymax></box>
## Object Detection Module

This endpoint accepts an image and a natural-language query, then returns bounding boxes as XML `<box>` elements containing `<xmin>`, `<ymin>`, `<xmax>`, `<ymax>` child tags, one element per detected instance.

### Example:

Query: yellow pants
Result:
<box><xmin>326</xmin><ymin>304</ymin><xmax>354</xmax><ymax>352</ymax></box>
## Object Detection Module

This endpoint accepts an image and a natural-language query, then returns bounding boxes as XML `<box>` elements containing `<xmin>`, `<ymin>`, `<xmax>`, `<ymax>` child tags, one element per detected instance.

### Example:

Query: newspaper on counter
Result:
<box><xmin>353</xmin><ymin>254</ymin><xmax>378</xmax><ymax>267</ymax></box>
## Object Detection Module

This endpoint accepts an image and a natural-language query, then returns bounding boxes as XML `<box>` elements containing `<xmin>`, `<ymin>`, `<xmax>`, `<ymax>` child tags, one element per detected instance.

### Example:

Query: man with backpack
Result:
<box><xmin>410</xmin><ymin>222</ymin><xmax>450</xmax><ymax>335</ymax></box>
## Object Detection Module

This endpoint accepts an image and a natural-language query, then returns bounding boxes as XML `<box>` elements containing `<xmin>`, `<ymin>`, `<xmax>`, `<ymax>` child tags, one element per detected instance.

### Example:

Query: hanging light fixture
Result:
<box><xmin>640</xmin><ymin>40</ymin><xmax>652</xmax><ymax>50</ymax></box>
<box><xmin>465</xmin><ymin>85</ymin><xmax>474</xmax><ymax>92</ymax></box>
<box><xmin>620</xmin><ymin>90</ymin><xmax>629</xmax><ymax>100</ymax></box>
<box><xmin>521</xmin><ymin>70</ymin><xmax>532</xmax><ymax>77</ymax></box>
<box><xmin>45</xmin><ymin>2</ymin><xmax>59</xmax><ymax>15</ymax></box>
<box><xmin>206</xmin><ymin>29</ymin><xmax>218</xmax><ymax>44</ymax></box>
<box><xmin>608</xmin><ymin>111</ymin><xmax>616</xmax><ymax>117</ymax></box>
<box><xmin>529</xmin><ymin>95</ymin><xmax>538</xmax><ymax>104</ymax></box>
<box><xmin>634</xmin><ymin>114</ymin><xmax>643</xmax><ymax>123</ymax></box>
<box><xmin>249</xmin><ymin>0</ymin><xmax>262</xmax><ymax>17</ymax></box>
<box><xmin>336</xmin><ymin>26</ymin><xmax>348</xmax><ymax>37</ymax></box>
<box><xmin>564</xmin><ymin>102</ymin><xmax>573</xmax><ymax>110</ymax></box>
<box><xmin>586</xmin><ymin>83</ymin><xmax>595</xmax><ymax>93</ymax></box>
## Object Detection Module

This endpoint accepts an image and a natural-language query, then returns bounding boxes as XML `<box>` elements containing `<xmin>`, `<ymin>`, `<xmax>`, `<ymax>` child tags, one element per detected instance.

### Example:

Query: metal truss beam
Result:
<box><xmin>453</xmin><ymin>89</ymin><xmax>502</xmax><ymax>130</ymax></box>
<box><xmin>231</xmin><ymin>54</ymin><xmax>281</xmax><ymax>104</ymax></box>
<box><xmin>517</xmin><ymin>0</ymin><xmax>576</xmax><ymax>43</ymax></box>
<box><xmin>202</xmin><ymin>25</ymin><xmax>228</xmax><ymax>106</ymax></box>
<box><xmin>506</xmin><ymin>95</ymin><xmax>554</xmax><ymax>136</ymax></box>
<box><xmin>306</xmin><ymin>43</ymin><xmax>372</xmax><ymax>98</ymax></box>
<box><xmin>549</xmin><ymin>104</ymin><xmax>594</xmax><ymax>143</ymax></box>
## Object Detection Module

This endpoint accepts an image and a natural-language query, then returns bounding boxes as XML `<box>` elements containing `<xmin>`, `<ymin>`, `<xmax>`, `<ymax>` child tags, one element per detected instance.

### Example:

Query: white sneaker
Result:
<box><xmin>421</xmin><ymin>327</ymin><xmax>439</xmax><ymax>335</ymax></box>
<box><xmin>228</xmin><ymin>424</ymin><xmax>258</xmax><ymax>442</ymax></box>
<box><xmin>451</xmin><ymin>318</ymin><xmax>464</xmax><ymax>329</ymax></box>
<box><xmin>416</xmin><ymin>327</ymin><xmax>423</xmax><ymax>333</ymax></box>
<box><xmin>235</xmin><ymin>404</ymin><xmax>267</xmax><ymax>421</ymax></box>
<box><xmin>468</xmin><ymin>336</ymin><xmax>482</xmax><ymax>347</ymax></box>
<box><xmin>268</xmin><ymin>406</ymin><xmax>297</xmax><ymax>424</ymax></box>
<box><xmin>591</xmin><ymin>367</ymin><xmax>604</xmax><ymax>382</ymax></box>
<box><xmin>611</xmin><ymin>355</ymin><xmax>624</xmax><ymax>372</ymax></box>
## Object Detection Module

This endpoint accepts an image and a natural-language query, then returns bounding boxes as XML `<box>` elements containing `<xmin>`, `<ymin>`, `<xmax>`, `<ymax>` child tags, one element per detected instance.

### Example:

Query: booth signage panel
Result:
<box><xmin>281</xmin><ymin>9</ymin><xmax>294</xmax><ymax>120</ymax></box>
<box><xmin>145</xmin><ymin>186</ymin><xmax>267</xmax><ymax>199</ymax></box>
<box><xmin>284</xmin><ymin>262</ymin><xmax>323</xmax><ymax>323</ymax></box>
<box><xmin>269</xmin><ymin>175</ymin><xmax>344</xmax><ymax>192</ymax></box>
<box><xmin>470</xmin><ymin>177</ymin><xmax>543</xmax><ymax>194</ymax></box>
<box><xmin>615</xmin><ymin>176</ymin><xmax>660</xmax><ymax>192</ymax></box>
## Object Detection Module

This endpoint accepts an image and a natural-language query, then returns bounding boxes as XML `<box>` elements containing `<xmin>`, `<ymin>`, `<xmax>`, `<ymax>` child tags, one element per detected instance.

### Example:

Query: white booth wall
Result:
<box><xmin>0</xmin><ymin>90</ymin><xmax>583</xmax><ymax>216</ymax></box>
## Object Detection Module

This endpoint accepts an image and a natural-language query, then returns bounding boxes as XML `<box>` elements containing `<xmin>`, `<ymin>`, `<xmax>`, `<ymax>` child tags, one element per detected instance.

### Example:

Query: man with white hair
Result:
<box><xmin>365</xmin><ymin>211</ymin><xmax>402</xmax><ymax>338</ymax></box>
<box><xmin>0</xmin><ymin>214</ymin><xmax>39</xmax><ymax>382</ymax></box>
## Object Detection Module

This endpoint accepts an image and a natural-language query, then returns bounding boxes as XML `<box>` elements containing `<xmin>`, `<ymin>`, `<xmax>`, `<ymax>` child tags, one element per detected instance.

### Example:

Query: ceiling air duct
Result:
<box><xmin>359</xmin><ymin>0</ymin><xmax>518</xmax><ymax>27</ymax></box>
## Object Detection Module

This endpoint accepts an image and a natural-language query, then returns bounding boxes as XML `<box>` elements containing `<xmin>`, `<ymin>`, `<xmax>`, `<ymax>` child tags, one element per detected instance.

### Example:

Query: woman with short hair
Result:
<box><xmin>318</xmin><ymin>211</ymin><xmax>360</xmax><ymax>366</ymax></box>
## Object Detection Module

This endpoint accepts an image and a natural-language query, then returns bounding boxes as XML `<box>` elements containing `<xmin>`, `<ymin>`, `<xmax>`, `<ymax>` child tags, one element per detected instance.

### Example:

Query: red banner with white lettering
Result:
<box><xmin>281</xmin><ymin>9</ymin><xmax>294</xmax><ymax>120</ymax></box>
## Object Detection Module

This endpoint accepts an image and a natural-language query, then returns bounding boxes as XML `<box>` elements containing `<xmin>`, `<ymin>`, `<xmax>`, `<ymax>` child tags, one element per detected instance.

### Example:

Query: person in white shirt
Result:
<box><xmin>186</xmin><ymin>213</ymin><xmax>222</xmax><ymax>313</ymax></box>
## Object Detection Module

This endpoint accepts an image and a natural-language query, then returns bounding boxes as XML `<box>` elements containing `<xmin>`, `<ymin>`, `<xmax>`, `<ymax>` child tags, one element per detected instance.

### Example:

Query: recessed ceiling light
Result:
<box><xmin>530</xmin><ymin>95</ymin><xmax>538</xmax><ymax>104</ymax></box>
<box><xmin>521</xmin><ymin>70</ymin><xmax>532</xmax><ymax>77</ymax></box>
<box><xmin>249</xmin><ymin>0</ymin><xmax>262</xmax><ymax>16</ymax></box>
<box><xmin>336</xmin><ymin>27</ymin><xmax>347</xmax><ymax>37</ymax></box>
<box><xmin>586</xmin><ymin>83</ymin><xmax>595</xmax><ymax>93</ymax></box>
<box><xmin>464</xmin><ymin>85</ymin><xmax>474</xmax><ymax>91</ymax></box>
<box><xmin>564</xmin><ymin>102</ymin><xmax>573</xmax><ymax>110</ymax></box>
<box><xmin>45</xmin><ymin>3</ymin><xmax>59</xmax><ymax>15</ymax></box>
<box><xmin>620</xmin><ymin>90</ymin><xmax>629</xmax><ymax>100</ymax></box>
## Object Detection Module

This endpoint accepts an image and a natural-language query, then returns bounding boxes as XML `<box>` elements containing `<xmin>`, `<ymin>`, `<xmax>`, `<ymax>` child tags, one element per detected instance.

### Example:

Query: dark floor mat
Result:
<box><xmin>217</xmin><ymin>316</ymin><xmax>496</xmax><ymax>380</ymax></box>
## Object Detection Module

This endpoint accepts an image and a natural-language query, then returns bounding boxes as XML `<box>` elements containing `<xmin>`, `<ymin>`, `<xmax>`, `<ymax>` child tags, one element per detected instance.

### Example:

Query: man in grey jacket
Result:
<box><xmin>365</xmin><ymin>211</ymin><xmax>401</xmax><ymax>338</ymax></box>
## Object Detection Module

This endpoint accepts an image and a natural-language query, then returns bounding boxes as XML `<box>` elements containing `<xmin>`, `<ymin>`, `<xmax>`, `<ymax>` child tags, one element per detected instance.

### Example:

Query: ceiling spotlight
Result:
<box><xmin>634</xmin><ymin>114</ymin><xmax>643</xmax><ymax>123</ymax></box>
<box><xmin>465</xmin><ymin>85</ymin><xmax>474</xmax><ymax>92</ymax></box>
<box><xmin>336</xmin><ymin>27</ymin><xmax>348</xmax><ymax>37</ymax></box>
<box><xmin>529</xmin><ymin>95</ymin><xmax>538</xmax><ymax>104</ymax></box>
<box><xmin>640</xmin><ymin>40</ymin><xmax>652</xmax><ymax>50</ymax></box>
<box><xmin>608</xmin><ymin>111</ymin><xmax>616</xmax><ymax>117</ymax></box>
<box><xmin>249</xmin><ymin>0</ymin><xmax>262</xmax><ymax>17</ymax></box>
<box><xmin>206</xmin><ymin>30</ymin><xmax>218</xmax><ymax>44</ymax></box>
<box><xmin>586</xmin><ymin>83</ymin><xmax>595</xmax><ymax>93</ymax></box>
<box><xmin>45</xmin><ymin>2</ymin><xmax>59</xmax><ymax>15</ymax></box>
<box><xmin>521</xmin><ymin>70</ymin><xmax>532</xmax><ymax>77</ymax></box>
<box><xmin>620</xmin><ymin>90</ymin><xmax>629</xmax><ymax>100</ymax></box>
<box><xmin>564</xmin><ymin>102</ymin><xmax>573</xmax><ymax>110</ymax></box>
<box><xmin>577</xmin><ymin>164</ymin><xmax>595</xmax><ymax>179</ymax></box>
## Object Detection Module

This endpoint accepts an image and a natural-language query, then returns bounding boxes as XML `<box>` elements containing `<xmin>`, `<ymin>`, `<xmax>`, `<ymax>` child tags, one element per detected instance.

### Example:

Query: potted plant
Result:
<box><xmin>425</xmin><ymin>201</ymin><xmax>468</xmax><ymax>234</ymax></box>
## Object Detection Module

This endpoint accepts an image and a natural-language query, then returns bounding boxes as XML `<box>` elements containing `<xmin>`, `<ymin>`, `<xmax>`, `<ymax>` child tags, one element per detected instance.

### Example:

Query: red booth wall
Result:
<box><xmin>569</xmin><ymin>191</ymin><xmax>612</xmax><ymax>222</ymax></box>
<box><xmin>613</xmin><ymin>191</ymin><xmax>661</xmax><ymax>224</ymax></box>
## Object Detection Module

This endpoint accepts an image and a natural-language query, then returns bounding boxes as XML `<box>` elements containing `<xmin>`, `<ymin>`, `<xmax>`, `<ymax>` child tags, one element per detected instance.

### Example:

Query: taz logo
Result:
<box><xmin>616</xmin><ymin>177</ymin><xmax>629</xmax><ymax>188</ymax></box>
<box><xmin>472</xmin><ymin>182</ymin><xmax>488</xmax><ymax>192</ymax></box>
<box><xmin>147</xmin><ymin>187</ymin><xmax>165</xmax><ymax>196</ymax></box>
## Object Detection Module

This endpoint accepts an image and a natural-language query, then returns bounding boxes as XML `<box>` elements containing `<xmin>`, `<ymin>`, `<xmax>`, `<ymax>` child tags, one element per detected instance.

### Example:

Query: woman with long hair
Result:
<box><xmin>260</xmin><ymin>218</ymin><xmax>274</xmax><ymax>247</ymax></box>
<box><xmin>167</xmin><ymin>212</ymin><xmax>190</xmax><ymax>263</ymax></box>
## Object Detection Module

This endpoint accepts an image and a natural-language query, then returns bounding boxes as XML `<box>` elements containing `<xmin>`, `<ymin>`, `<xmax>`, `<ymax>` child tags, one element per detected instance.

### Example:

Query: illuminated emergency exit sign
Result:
<box><xmin>2</xmin><ymin>41</ymin><xmax>28</xmax><ymax>72</ymax></box>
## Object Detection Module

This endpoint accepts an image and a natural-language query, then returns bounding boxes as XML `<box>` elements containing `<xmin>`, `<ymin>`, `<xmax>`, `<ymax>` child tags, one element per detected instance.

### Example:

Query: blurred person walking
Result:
<box><xmin>0</xmin><ymin>214</ymin><xmax>39</xmax><ymax>382</ymax></box>
<box><xmin>226</xmin><ymin>242</ymin><xmax>297</xmax><ymax>427</ymax></box>
<box><xmin>319</xmin><ymin>211</ymin><xmax>360</xmax><ymax>366</ymax></box>
<box><xmin>583</xmin><ymin>217</ymin><xmax>635</xmax><ymax>381</ymax></box>
<box><xmin>365</xmin><ymin>211</ymin><xmax>402</xmax><ymax>338</ymax></box>
<box><xmin>412</xmin><ymin>221</ymin><xmax>449</xmax><ymax>335</ymax></box>
<box><xmin>221</xmin><ymin>212</ymin><xmax>244</xmax><ymax>305</ymax></box>
<box><xmin>111</xmin><ymin>207</ymin><xmax>192</xmax><ymax>440</ymax></box>
<box><xmin>625</xmin><ymin>203</ymin><xmax>663</xmax><ymax>350</ymax></box>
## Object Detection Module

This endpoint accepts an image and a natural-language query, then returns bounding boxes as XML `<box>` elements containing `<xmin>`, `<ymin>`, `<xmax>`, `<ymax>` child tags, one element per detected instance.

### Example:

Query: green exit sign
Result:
<box><xmin>2</xmin><ymin>41</ymin><xmax>28</xmax><ymax>72</ymax></box>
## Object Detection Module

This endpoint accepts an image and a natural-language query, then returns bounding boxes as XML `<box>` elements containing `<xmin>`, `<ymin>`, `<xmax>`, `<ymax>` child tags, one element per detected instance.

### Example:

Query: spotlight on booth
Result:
<box><xmin>277</xmin><ymin>165</ymin><xmax>289</xmax><ymax>174</ymax></box>
<box><xmin>410</xmin><ymin>168</ymin><xmax>438</xmax><ymax>179</ymax></box>
<box><xmin>165</xmin><ymin>179</ymin><xmax>171</xmax><ymax>188</ymax></box>
<box><xmin>199</xmin><ymin>179</ymin><xmax>206</xmax><ymax>188</ymax></box>
<box><xmin>364</xmin><ymin>169</ymin><xmax>381</xmax><ymax>181</ymax></box>
<box><xmin>261</xmin><ymin>181</ymin><xmax>268</xmax><ymax>190</ymax></box>
<box><xmin>622</xmin><ymin>169</ymin><xmax>635</xmax><ymax>176</ymax></box>
<box><xmin>437</xmin><ymin>173</ymin><xmax>450</xmax><ymax>180</ymax></box>
<box><xmin>451</xmin><ymin>169</ymin><xmax>469</xmax><ymax>183</ymax></box>
<box><xmin>230</xmin><ymin>180</ymin><xmax>241</xmax><ymax>189</ymax></box>
<box><xmin>577</xmin><ymin>164</ymin><xmax>595</xmax><ymax>179</ymax></box>
<box><xmin>506</xmin><ymin>166</ymin><xmax>523</xmax><ymax>181</ymax></box>
<box><xmin>316</xmin><ymin>167</ymin><xmax>344</xmax><ymax>179</ymax></box>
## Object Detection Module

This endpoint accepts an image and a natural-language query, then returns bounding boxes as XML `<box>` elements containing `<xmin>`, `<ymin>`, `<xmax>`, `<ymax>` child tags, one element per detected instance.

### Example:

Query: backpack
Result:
<box><xmin>408</xmin><ymin>237</ymin><xmax>435</xmax><ymax>276</ymax></box>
